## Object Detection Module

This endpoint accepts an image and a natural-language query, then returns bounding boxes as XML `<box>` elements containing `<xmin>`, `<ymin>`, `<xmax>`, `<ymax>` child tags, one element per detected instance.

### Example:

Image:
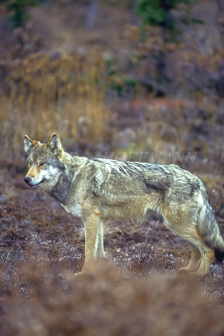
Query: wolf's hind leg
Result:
<box><xmin>179</xmin><ymin>243</ymin><xmax>201</xmax><ymax>273</ymax></box>
<box><xmin>164</xmin><ymin>216</ymin><xmax>209</xmax><ymax>275</ymax></box>
<box><xmin>194</xmin><ymin>244</ymin><xmax>214</xmax><ymax>276</ymax></box>
<box><xmin>172</xmin><ymin>225</ymin><xmax>214</xmax><ymax>275</ymax></box>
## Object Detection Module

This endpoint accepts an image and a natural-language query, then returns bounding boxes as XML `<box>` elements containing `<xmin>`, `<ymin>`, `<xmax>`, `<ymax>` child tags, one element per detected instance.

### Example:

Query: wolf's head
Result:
<box><xmin>24</xmin><ymin>133</ymin><xmax>65</xmax><ymax>189</ymax></box>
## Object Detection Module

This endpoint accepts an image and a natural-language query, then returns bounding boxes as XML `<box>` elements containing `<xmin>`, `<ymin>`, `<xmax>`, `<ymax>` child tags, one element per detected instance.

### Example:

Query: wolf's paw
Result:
<box><xmin>74</xmin><ymin>271</ymin><xmax>85</xmax><ymax>276</ymax></box>
<box><xmin>178</xmin><ymin>266</ymin><xmax>191</xmax><ymax>273</ymax></box>
<box><xmin>190</xmin><ymin>269</ymin><xmax>207</xmax><ymax>277</ymax></box>
<box><xmin>178</xmin><ymin>266</ymin><xmax>206</xmax><ymax>278</ymax></box>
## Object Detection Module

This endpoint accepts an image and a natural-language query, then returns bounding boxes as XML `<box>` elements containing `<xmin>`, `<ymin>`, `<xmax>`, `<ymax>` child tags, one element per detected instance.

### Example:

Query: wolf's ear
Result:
<box><xmin>47</xmin><ymin>133</ymin><xmax>63</xmax><ymax>155</ymax></box>
<box><xmin>24</xmin><ymin>135</ymin><xmax>37</xmax><ymax>153</ymax></box>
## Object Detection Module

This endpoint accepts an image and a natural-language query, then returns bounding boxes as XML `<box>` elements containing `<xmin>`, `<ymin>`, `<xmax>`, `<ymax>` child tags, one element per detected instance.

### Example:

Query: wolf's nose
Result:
<box><xmin>24</xmin><ymin>176</ymin><xmax>31</xmax><ymax>184</ymax></box>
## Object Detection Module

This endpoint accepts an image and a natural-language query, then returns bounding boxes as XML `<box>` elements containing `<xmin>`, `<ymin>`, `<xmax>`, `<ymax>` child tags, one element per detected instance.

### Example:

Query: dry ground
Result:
<box><xmin>1</xmin><ymin>1</ymin><xmax>224</xmax><ymax>334</ymax></box>
<box><xmin>0</xmin><ymin>156</ymin><xmax>224</xmax><ymax>335</ymax></box>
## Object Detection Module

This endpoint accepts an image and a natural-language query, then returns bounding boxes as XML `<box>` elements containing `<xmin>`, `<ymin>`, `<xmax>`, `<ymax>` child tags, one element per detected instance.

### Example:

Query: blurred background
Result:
<box><xmin>1</xmin><ymin>2</ymin><xmax>224</xmax><ymax>334</ymax></box>
<box><xmin>0</xmin><ymin>0</ymin><xmax>224</xmax><ymax>163</ymax></box>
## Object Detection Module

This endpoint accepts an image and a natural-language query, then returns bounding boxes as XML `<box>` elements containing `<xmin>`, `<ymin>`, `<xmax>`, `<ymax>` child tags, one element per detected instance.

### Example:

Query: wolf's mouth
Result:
<box><xmin>24</xmin><ymin>178</ymin><xmax>46</xmax><ymax>187</ymax></box>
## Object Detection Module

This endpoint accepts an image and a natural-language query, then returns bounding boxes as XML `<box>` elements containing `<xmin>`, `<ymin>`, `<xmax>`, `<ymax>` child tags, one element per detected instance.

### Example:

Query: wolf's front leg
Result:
<box><xmin>80</xmin><ymin>208</ymin><xmax>103</xmax><ymax>274</ymax></box>
<box><xmin>96</xmin><ymin>219</ymin><xmax>105</xmax><ymax>259</ymax></box>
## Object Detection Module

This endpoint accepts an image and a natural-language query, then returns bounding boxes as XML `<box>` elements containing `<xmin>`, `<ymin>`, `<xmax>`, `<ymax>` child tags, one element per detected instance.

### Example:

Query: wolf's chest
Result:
<box><xmin>61</xmin><ymin>202</ymin><xmax>82</xmax><ymax>217</ymax></box>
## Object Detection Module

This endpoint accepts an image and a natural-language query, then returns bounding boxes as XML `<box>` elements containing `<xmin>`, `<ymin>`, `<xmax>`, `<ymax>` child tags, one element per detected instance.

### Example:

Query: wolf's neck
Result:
<box><xmin>46</xmin><ymin>154</ymin><xmax>88</xmax><ymax>205</ymax></box>
<box><xmin>49</xmin><ymin>173</ymin><xmax>71</xmax><ymax>205</ymax></box>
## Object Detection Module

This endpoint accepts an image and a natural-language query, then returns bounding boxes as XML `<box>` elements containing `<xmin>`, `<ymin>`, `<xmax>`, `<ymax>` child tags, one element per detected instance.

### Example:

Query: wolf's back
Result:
<box><xmin>197</xmin><ymin>195</ymin><xmax>224</xmax><ymax>263</ymax></box>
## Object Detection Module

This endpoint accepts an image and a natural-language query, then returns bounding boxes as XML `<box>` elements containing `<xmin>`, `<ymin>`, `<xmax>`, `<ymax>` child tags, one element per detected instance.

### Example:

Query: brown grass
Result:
<box><xmin>1</xmin><ymin>259</ymin><xmax>224</xmax><ymax>336</ymax></box>
<box><xmin>0</xmin><ymin>47</ymin><xmax>110</xmax><ymax>159</ymax></box>
<box><xmin>0</xmin><ymin>1</ymin><xmax>224</xmax><ymax>334</ymax></box>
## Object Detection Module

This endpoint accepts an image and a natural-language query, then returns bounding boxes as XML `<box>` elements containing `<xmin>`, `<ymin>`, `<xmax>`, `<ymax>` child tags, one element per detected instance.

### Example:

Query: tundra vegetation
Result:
<box><xmin>0</xmin><ymin>0</ymin><xmax>224</xmax><ymax>335</ymax></box>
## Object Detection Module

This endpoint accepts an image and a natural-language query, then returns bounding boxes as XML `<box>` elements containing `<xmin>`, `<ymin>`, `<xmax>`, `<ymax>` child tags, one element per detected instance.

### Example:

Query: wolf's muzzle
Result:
<box><xmin>24</xmin><ymin>176</ymin><xmax>46</xmax><ymax>187</ymax></box>
<box><xmin>24</xmin><ymin>176</ymin><xmax>32</xmax><ymax>185</ymax></box>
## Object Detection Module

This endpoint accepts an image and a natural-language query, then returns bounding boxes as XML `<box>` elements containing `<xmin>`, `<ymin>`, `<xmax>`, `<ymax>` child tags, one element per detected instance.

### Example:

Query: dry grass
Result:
<box><xmin>1</xmin><ymin>0</ymin><xmax>224</xmax><ymax>161</ymax></box>
<box><xmin>0</xmin><ymin>47</ymin><xmax>110</xmax><ymax>159</ymax></box>
<box><xmin>1</xmin><ymin>259</ymin><xmax>224</xmax><ymax>336</ymax></box>
<box><xmin>0</xmin><ymin>2</ymin><xmax>224</xmax><ymax>335</ymax></box>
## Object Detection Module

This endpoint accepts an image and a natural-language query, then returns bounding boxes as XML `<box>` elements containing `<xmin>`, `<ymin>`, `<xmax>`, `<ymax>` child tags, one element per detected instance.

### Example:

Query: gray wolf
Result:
<box><xmin>24</xmin><ymin>133</ymin><xmax>224</xmax><ymax>275</ymax></box>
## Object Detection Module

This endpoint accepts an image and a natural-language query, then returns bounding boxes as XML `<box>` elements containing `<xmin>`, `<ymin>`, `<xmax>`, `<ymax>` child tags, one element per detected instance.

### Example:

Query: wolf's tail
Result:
<box><xmin>197</xmin><ymin>197</ymin><xmax>224</xmax><ymax>263</ymax></box>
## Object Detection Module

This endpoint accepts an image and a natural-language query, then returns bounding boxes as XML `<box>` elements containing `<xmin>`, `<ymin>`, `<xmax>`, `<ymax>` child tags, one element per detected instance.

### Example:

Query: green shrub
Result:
<box><xmin>136</xmin><ymin>0</ymin><xmax>193</xmax><ymax>30</ymax></box>
<box><xmin>0</xmin><ymin>0</ymin><xmax>41</xmax><ymax>29</ymax></box>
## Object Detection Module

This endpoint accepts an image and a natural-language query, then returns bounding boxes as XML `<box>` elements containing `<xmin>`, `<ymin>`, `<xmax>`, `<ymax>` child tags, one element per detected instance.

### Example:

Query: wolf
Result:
<box><xmin>24</xmin><ymin>133</ymin><xmax>224</xmax><ymax>275</ymax></box>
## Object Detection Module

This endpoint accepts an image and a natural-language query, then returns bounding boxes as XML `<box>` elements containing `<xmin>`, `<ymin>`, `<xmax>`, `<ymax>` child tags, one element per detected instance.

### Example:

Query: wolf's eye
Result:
<box><xmin>28</xmin><ymin>161</ymin><xmax>32</xmax><ymax>168</ymax></box>
<box><xmin>39</xmin><ymin>162</ymin><xmax>47</xmax><ymax>167</ymax></box>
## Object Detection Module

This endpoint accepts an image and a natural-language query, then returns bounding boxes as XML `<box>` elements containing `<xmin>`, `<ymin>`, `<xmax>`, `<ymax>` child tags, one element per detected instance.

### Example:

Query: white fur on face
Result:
<box><xmin>26</xmin><ymin>164</ymin><xmax>60</xmax><ymax>187</ymax></box>
<box><xmin>39</xmin><ymin>165</ymin><xmax>61</xmax><ymax>191</ymax></box>
<box><xmin>38</xmin><ymin>165</ymin><xmax>60</xmax><ymax>183</ymax></box>
<box><xmin>44</xmin><ymin>165</ymin><xmax>60</xmax><ymax>179</ymax></box>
